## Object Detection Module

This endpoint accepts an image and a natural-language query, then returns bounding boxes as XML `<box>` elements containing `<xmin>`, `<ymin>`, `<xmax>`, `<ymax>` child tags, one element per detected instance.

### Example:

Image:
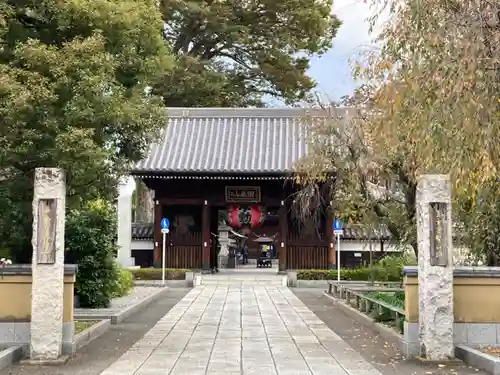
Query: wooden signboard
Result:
<box><xmin>37</xmin><ymin>198</ymin><xmax>57</xmax><ymax>264</ymax></box>
<box><xmin>225</xmin><ymin>186</ymin><xmax>261</xmax><ymax>203</ymax></box>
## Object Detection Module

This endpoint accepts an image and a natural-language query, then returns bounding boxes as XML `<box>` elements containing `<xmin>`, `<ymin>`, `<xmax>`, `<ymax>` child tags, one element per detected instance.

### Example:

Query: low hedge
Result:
<box><xmin>297</xmin><ymin>267</ymin><xmax>402</xmax><ymax>281</ymax></box>
<box><xmin>130</xmin><ymin>268</ymin><xmax>190</xmax><ymax>281</ymax></box>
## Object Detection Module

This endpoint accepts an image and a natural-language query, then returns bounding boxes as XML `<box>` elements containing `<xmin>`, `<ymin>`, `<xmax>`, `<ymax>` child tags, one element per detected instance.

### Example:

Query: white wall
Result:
<box><xmin>116</xmin><ymin>179</ymin><xmax>136</xmax><ymax>267</ymax></box>
<box><xmin>132</xmin><ymin>239</ymin><xmax>154</xmax><ymax>250</ymax></box>
<box><xmin>339</xmin><ymin>241</ymin><xmax>402</xmax><ymax>253</ymax></box>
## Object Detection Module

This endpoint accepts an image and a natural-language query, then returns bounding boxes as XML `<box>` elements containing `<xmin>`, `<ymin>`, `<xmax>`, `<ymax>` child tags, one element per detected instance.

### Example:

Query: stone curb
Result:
<box><xmin>133</xmin><ymin>280</ymin><xmax>188</xmax><ymax>288</ymax></box>
<box><xmin>111</xmin><ymin>287</ymin><xmax>170</xmax><ymax>324</ymax></box>
<box><xmin>0</xmin><ymin>345</ymin><xmax>23</xmax><ymax>371</ymax></box>
<box><xmin>455</xmin><ymin>345</ymin><xmax>500</xmax><ymax>375</ymax></box>
<box><xmin>75</xmin><ymin>287</ymin><xmax>170</xmax><ymax>324</ymax></box>
<box><xmin>322</xmin><ymin>292</ymin><xmax>405</xmax><ymax>348</ymax></box>
<box><xmin>74</xmin><ymin>319</ymin><xmax>111</xmax><ymax>351</ymax></box>
<box><xmin>295</xmin><ymin>280</ymin><xmax>328</xmax><ymax>288</ymax></box>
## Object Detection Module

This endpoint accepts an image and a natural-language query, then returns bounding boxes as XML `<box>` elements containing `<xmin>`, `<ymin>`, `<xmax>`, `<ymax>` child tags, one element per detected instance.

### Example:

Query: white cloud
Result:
<box><xmin>332</xmin><ymin>0</ymin><xmax>375</xmax><ymax>54</ymax></box>
<box><xmin>306</xmin><ymin>0</ymin><xmax>386</xmax><ymax>100</ymax></box>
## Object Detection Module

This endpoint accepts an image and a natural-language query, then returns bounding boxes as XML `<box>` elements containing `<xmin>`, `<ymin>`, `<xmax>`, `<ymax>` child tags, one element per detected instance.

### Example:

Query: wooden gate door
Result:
<box><xmin>164</xmin><ymin>232</ymin><xmax>202</xmax><ymax>269</ymax></box>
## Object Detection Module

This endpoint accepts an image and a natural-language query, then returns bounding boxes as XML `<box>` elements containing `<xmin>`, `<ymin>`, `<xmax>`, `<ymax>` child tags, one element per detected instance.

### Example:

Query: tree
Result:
<box><xmin>156</xmin><ymin>0</ymin><xmax>342</xmax><ymax>106</ymax></box>
<box><xmin>294</xmin><ymin>87</ymin><xmax>418</xmax><ymax>254</ymax></box>
<box><xmin>360</xmin><ymin>0</ymin><xmax>499</xmax><ymax>192</ymax></box>
<box><xmin>0</xmin><ymin>0</ymin><xmax>173</xmax><ymax>261</ymax></box>
<box><xmin>351</xmin><ymin>0</ymin><xmax>499</xmax><ymax>261</ymax></box>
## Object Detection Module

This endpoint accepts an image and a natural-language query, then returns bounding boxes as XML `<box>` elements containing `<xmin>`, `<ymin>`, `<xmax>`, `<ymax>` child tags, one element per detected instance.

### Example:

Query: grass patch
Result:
<box><xmin>365</xmin><ymin>291</ymin><xmax>405</xmax><ymax>309</ymax></box>
<box><xmin>364</xmin><ymin>291</ymin><xmax>405</xmax><ymax>333</ymax></box>
<box><xmin>75</xmin><ymin>320</ymin><xmax>100</xmax><ymax>335</ymax></box>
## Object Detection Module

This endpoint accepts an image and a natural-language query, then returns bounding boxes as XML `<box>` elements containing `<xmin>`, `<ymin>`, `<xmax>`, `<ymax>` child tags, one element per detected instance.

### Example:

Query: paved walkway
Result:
<box><xmin>99</xmin><ymin>286</ymin><xmax>383</xmax><ymax>375</ymax></box>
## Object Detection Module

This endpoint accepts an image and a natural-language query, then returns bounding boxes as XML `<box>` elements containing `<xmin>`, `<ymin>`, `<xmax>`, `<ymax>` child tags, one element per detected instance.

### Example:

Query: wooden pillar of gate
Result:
<box><xmin>279</xmin><ymin>199</ymin><xmax>288</xmax><ymax>272</ymax></box>
<box><xmin>201</xmin><ymin>200</ymin><xmax>211</xmax><ymax>272</ymax></box>
<box><xmin>326</xmin><ymin>205</ymin><xmax>336</xmax><ymax>269</ymax></box>
<box><xmin>154</xmin><ymin>199</ymin><xmax>162</xmax><ymax>266</ymax></box>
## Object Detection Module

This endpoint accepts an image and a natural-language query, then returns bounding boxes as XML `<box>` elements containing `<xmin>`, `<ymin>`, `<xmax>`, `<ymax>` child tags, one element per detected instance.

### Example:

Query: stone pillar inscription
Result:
<box><xmin>416</xmin><ymin>174</ymin><xmax>454</xmax><ymax>360</ymax></box>
<box><xmin>30</xmin><ymin>168</ymin><xmax>66</xmax><ymax>360</ymax></box>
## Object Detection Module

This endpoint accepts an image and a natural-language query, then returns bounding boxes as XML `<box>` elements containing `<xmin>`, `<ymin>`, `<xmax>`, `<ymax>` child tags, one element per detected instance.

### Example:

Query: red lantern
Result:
<box><xmin>227</xmin><ymin>205</ymin><xmax>266</xmax><ymax>228</ymax></box>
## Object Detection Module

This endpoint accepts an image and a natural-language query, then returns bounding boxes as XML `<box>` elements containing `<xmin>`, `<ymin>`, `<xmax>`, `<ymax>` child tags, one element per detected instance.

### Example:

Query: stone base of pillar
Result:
<box><xmin>327</xmin><ymin>263</ymin><xmax>336</xmax><ymax>270</ymax></box>
<box><xmin>21</xmin><ymin>355</ymin><xmax>70</xmax><ymax>366</ymax></box>
<box><xmin>218</xmin><ymin>255</ymin><xmax>229</xmax><ymax>269</ymax></box>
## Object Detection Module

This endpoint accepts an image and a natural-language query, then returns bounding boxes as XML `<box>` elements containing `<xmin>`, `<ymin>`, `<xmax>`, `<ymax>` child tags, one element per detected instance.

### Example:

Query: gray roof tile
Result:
<box><xmin>130</xmin><ymin>222</ymin><xmax>392</xmax><ymax>241</ymax></box>
<box><xmin>132</xmin><ymin>107</ymin><xmax>352</xmax><ymax>174</ymax></box>
<box><xmin>342</xmin><ymin>224</ymin><xmax>393</xmax><ymax>241</ymax></box>
<box><xmin>132</xmin><ymin>222</ymin><xmax>154</xmax><ymax>239</ymax></box>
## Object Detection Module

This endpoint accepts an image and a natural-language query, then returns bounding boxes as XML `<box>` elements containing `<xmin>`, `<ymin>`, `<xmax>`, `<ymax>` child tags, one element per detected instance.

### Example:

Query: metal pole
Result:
<box><xmin>337</xmin><ymin>233</ymin><xmax>341</xmax><ymax>281</ymax></box>
<box><xmin>162</xmin><ymin>232</ymin><xmax>166</xmax><ymax>286</ymax></box>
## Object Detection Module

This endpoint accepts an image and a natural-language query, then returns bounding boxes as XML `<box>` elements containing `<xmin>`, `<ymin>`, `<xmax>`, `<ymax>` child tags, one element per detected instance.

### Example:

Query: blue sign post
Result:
<box><xmin>333</xmin><ymin>219</ymin><xmax>343</xmax><ymax>234</ymax></box>
<box><xmin>161</xmin><ymin>218</ymin><xmax>170</xmax><ymax>231</ymax></box>
<box><xmin>160</xmin><ymin>218</ymin><xmax>170</xmax><ymax>285</ymax></box>
<box><xmin>333</xmin><ymin>219</ymin><xmax>343</xmax><ymax>281</ymax></box>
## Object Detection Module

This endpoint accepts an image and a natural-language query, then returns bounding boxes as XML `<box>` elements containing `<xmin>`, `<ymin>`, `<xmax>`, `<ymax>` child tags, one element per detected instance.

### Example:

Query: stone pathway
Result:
<box><xmin>293</xmin><ymin>289</ymin><xmax>487</xmax><ymax>375</ymax></box>
<box><xmin>99</xmin><ymin>286</ymin><xmax>383</xmax><ymax>375</ymax></box>
<box><xmin>1</xmin><ymin>289</ymin><xmax>190</xmax><ymax>375</ymax></box>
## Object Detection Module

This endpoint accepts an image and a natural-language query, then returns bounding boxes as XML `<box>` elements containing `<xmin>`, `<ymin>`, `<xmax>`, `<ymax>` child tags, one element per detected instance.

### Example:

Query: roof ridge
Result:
<box><xmin>165</xmin><ymin>107</ymin><xmax>353</xmax><ymax>118</ymax></box>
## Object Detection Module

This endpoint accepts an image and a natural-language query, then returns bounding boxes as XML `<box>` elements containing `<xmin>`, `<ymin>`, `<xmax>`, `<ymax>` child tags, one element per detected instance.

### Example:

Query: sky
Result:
<box><xmin>307</xmin><ymin>0</ymin><xmax>378</xmax><ymax>102</ymax></box>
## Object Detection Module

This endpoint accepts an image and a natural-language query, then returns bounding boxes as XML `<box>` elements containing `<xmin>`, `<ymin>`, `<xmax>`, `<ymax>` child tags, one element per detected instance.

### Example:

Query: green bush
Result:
<box><xmin>130</xmin><ymin>268</ymin><xmax>189</xmax><ymax>280</ymax></box>
<box><xmin>65</xmin><ymin>199</ymin><xmax>119</xmax><ymax>308</ymax></box>
<box><xmin>297</xmin><ymin>267</ymin><xmax>402</xmax><ymax>281</ymax></box>
<box><xmin>112</xmin><ymin>267</ymin><xmax>134</xmax><ymax>298</ymax></box>
<box><xmin>0</xmin><ymin>248</ymin><xmax>11</xmax><ymax>260</ymax></box>
<box><xmin>297</xmin><ymin>254</ymin><xmax>413</xmax><ymax>281</ymax></box>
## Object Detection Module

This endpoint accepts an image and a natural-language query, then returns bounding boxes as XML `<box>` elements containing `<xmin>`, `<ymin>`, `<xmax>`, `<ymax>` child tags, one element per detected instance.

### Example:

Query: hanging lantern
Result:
<box><xmin>227</xmin><ymin>205</ymin><xmax>266</xmax><ymax>228</ymax></box>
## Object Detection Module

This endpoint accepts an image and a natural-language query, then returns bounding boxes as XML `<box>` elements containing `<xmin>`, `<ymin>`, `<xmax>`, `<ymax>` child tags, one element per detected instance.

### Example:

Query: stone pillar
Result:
<box><xmin>417</xmin><ymin>174</ymin><xmax>454</xmax><ymax>360</ymax></box>
<box><xmin>30</xmin><ymin>168</ymin><xmax>66</xmax><ymax>361</ymax></box>
<box><xmin>117</xmin><ymin>182</ymin><xmax>135</xmax><ymax>268</ymax></box>
<box><xmin>218</xmin><ymin>224</ymin><xmax>230</xmax><ymax>269</ymax></box>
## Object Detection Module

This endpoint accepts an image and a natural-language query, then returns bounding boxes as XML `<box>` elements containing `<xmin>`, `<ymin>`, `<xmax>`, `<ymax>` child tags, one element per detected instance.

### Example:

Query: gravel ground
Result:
<box><xmin>293</xmin><ymin>289</ymin><xmax>487</xmax><ymax>375</ymax></box>
<box><xmin>0</xmin><ymin>288</ymin><xmax>189</xmax><ymax>375</ymax></box>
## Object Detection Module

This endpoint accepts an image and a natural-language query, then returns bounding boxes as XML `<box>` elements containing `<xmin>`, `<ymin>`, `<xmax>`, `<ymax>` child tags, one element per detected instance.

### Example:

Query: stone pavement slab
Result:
<box><xmin>293</xmin><ymin>288</ymin><xmax>488</xmax><ymax>375</ymax></box>
<box><xmin>98</xmin><ymin>286</ymin><xmax>384</xmax><ymax>375</ymax></box>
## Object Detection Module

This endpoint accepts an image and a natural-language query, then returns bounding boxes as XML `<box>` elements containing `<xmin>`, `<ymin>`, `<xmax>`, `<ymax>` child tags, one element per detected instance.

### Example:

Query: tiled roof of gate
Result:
<box><xmin>342</xmin><ymin>224</ymin><xmax>393</xmax><ymax>241</ymax></box>
<box><xmin>131</xmin><ymin>222</ymin><xmax>154</xmax><ymax>239</ymax></box>
<box><xmin>132</xmin><ymin>107</ymin><xmax>351</xmax><ymax>174</ymax></box>
<box><xmin>131</xmin><ymin>222</ymin><xmax>392</xmax><ymax>241</ymax></box>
